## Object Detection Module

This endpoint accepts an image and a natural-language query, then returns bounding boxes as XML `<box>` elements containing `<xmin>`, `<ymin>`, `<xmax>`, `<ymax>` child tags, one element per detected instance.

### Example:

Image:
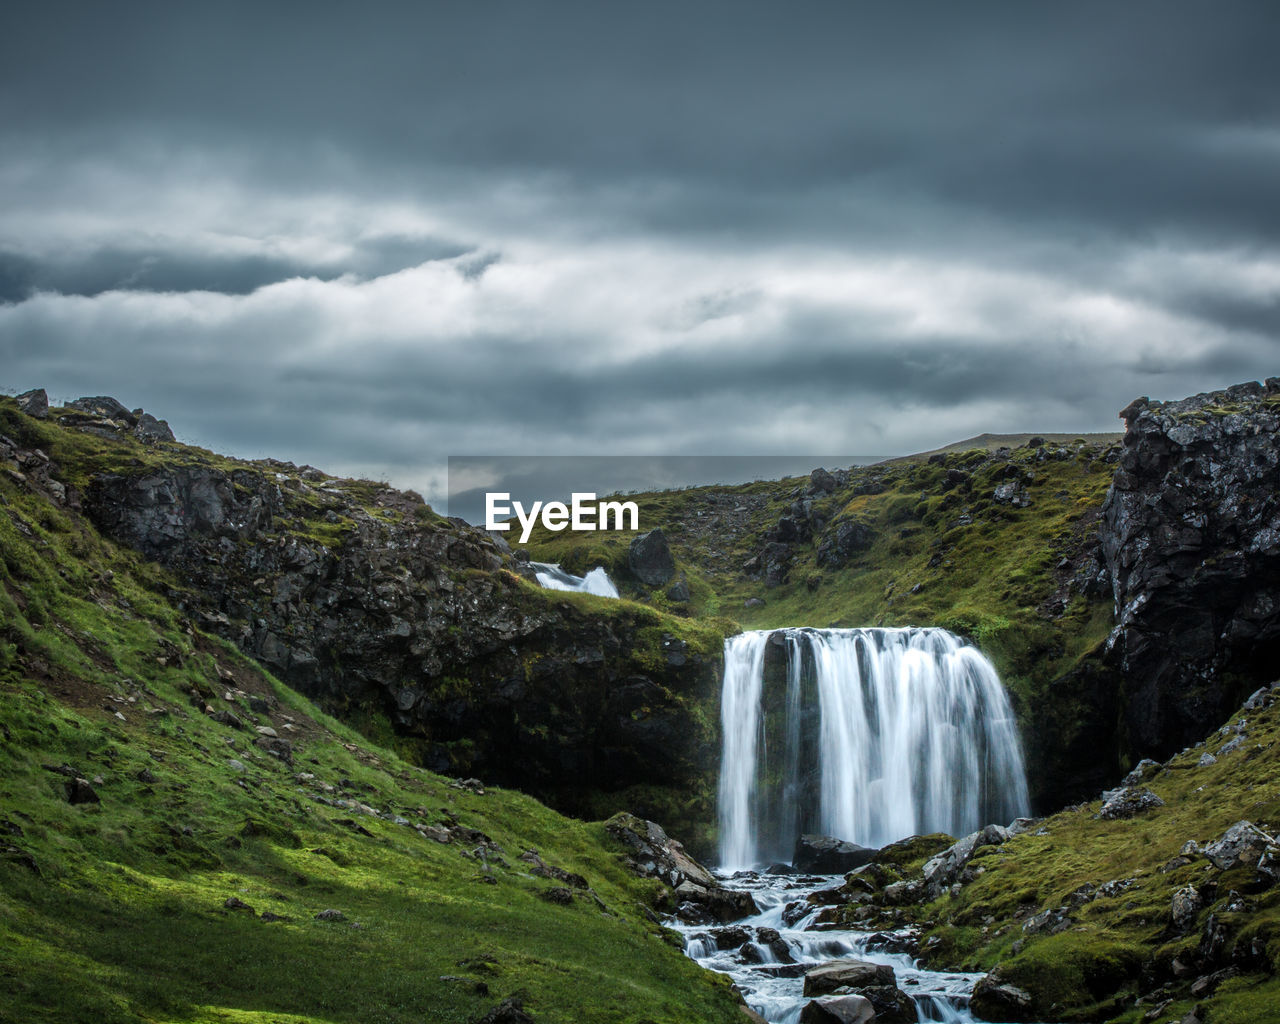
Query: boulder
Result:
<box><xmin>799</xmin><ymin>995</ymin><xmax>876</xmax><ymax>1024</ymax></box>
<box><xmin>1097</xmin><ymin>786</ymin><xmax>1165</xmax><ymax>820</ymax></box>
<box><xmin>857</xmin><ymin>986</ymin><xmax>918</xmax><ymax>1023</ymax></box>
<box><xmin>628</xmin><ymin>529</ymin><xmax>675</xmax><ymax>585</ymax></box>
<box><xmin>794</xmin><ymin>834</ymin><xmax>877</xmax><ymax>874</ymax></box>
<box><xmin>1172</xmin><ymin>885</ymin><xmax>1203</xmax><ymax>932</ymax></box>
<box><xmin>134</xmin><ymin>412</ymin><xmax>175</xmax><ymax>442</ymax></box>
<box><xmin>802</xmin><ymin>959</ymin><xmax>895</xmax><ymax>997</ymax></box>
<box><xmin>65</xmin><ymin>777</ymin><xmax>100</xmax><ymax>804</ymax></box>
<box><xmin>816</xmin><ymin>519</ymin><xmax>875</xmax><ymax>570</ymax></box>
<box><xmin>809</xmin><ymin>467</ymin><xmax>837</xmax><ymax>494</ymax></box>
<box><xmin>68</xmin><ymin>396</ymin><xmax>136</xmax><ymax>424</ymax></box>
<box><xmin>970</xmin><ymin>975</ymin><xmax>1035</xmax><ymax>1022</ymax></box>
<box><xmin>16</xmin><ymin>388</ymin><xmax>48</xmax><ymax>418</ymax></box>
<box><xmin>1203</xmin><ymin>820</ymin><xmax>1275</xmax><ymax>871</ymax></box>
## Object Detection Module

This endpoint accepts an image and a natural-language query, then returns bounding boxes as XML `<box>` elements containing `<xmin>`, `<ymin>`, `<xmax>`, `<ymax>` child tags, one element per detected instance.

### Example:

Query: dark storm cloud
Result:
<box><xmin>0</xmin><ymin>236</ymin><xmax>471</xmax><ymax>302</ymax></box>
<box><xmin>2</xmin><ymin>2</ymin><xmax>1279</xmax><ymax>499</ymax></box>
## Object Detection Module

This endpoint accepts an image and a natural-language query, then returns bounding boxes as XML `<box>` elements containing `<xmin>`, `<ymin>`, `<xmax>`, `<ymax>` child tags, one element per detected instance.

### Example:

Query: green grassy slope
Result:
<box><xmin>0</xmin><ymin>441</ymin><xmax>743</xmax><ymax>1023</ymax></box>
<box><xmin>830</xmin><ymin>687</ymin><xmax>1280</xmax><ymax>1023</ymax></box>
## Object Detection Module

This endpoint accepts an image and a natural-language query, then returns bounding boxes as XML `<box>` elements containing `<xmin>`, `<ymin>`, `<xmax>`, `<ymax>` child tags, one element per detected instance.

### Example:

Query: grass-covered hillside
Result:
<box><xmin>815</xmin><ymin>682</ymin><xmax>1280</xmax><ymax>1024</ymax></box>
<box><xmin>522</xmin><ymin>437</ymin><xmax>1126</xmax><ymax>808</ymax></box>
<box><xmin>0</xmin><ymin>394</ymin><xmax>740</xmax><ymax>859</ymax></box>
<box><xmin>0</xmin><ymin>417</ymin><xmax>745</xmax><ymax>1023</ymax></box>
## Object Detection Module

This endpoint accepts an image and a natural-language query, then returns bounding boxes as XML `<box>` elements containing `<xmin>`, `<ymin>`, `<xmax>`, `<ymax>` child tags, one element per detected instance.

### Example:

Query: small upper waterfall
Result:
<box><xmin>529</xmin><ymin>561</ymin><xmax>620</xmax><ymax>598</ymax></box>
<box><xmin>718</xmin><ymin>627</ymin><xmax>1029</xmax><ymax>870</ymax></box>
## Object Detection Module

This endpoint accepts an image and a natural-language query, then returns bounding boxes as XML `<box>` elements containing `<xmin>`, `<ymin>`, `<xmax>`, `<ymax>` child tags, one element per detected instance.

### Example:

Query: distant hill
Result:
<box><xmin>891</xmin><ymin>431</ymin><xmax>1124</xmax><ymax>463</ymax></box>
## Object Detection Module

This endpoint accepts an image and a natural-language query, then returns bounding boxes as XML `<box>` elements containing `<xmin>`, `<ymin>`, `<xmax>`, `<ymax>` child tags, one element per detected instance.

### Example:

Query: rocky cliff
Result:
<box><xmin>1</xmin><ymin>395</ymin><xmax>731</xmax><ymax>848</ymax></box>
<box><xmin>1101</xmin><ymin>380</ymin><xmax>1280</xmax><ymax>758</ymax></box>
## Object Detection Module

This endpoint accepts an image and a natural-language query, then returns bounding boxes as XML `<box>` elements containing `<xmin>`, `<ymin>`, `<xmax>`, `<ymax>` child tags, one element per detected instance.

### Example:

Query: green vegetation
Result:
<box><xmin>0</xmin><ymin>432</ymin><xmax>744</xmax><ymax>1023</ymax></box>
<box><xmin>840</xmin><ymin>692</ymin><xmax>1280</xmax><ymax>1023</ymax></box>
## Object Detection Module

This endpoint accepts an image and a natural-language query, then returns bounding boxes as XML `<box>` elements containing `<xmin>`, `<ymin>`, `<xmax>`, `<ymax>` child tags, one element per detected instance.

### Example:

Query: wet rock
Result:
<box><xmin>1097</xmin><ymin>786</ymin><xmax>1165</xmax><ymax>820</ymax></box>
<box><xmin>798</xmin><ymin>995</ymin><xmax>875</xmax><ymax>1024</ymax></box>
<box><xmin>793</xmin><ymin>834</ymin><xmax>876</xmax><ymax>874</ymax></box>
<box><xmin>802</xmin><ymin>959</ymin><xmax>896</xmax><ymax>997</ymax></box>
<box><xmin>857</xmin><ymin>986</ymin><xmax>918</xmax><ymax>1023</ymax></box>
<box><xmin>710</xmin><ymin>925</ymin><xmax>751</xmax><ymax>950</ymax></box>
<box><xmin>970</xmin><ymin>974</ymin><xmax>1035</xmax><ymax>1022</ymax></box>
<box><xmin>628</xmin><ymin>529</ymin><xmax>675</xmax><ymax>585</ymax></box>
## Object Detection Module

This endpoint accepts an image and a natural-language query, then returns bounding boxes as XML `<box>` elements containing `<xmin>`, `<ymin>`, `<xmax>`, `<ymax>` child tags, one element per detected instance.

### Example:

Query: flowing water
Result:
<box><xmin>671</xmin><ymin>871</ymin><xmax>983</xmax><ymax>1023</ymax></box>
<box><xmin>528</xmin><ymin>561</ymin><xmax>620</xmax><ymax>598</ymax></box>
<box><xmin>687</xmin><ymin>626</ymin><xmax>1031</xmax><ymax>1022</ymax></box>
<box><xmin>718</xmin><ymin>627</ymin><xmax>1029</xmax><ymax>869</ymax></box>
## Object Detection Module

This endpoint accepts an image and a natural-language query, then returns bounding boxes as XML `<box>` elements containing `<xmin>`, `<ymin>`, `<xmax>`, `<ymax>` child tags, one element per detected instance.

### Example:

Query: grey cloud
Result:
<box><xmin>0</xmin><ymin>236</ymin><xmax>471</xmax><ymax>302</ymax></box>
<box><xmin>2</xmin><ymin>1</ymin><xmax>1279</xmax><ymax>494</ymax></box>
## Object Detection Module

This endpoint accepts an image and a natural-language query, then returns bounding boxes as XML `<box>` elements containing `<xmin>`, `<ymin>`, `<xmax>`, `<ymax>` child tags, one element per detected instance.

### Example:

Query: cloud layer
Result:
<box><xmin>2</xmin><ymin>3</ymin><xmax>1278</xmax><ymax>505</ymax></box>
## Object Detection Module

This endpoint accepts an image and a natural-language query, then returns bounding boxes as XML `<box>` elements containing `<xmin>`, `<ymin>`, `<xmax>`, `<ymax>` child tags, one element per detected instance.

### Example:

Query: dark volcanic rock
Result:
<box><xmin>1100</xmin><ymin>380</ymin><xmax>1280</xmax><ymax>756</ymax></box>
<box><xmin>802</xmin><ymin>959</ymin><xmax>896</xmax><ymax>997</ymax></box>
<box><xmin>628</xmin><ymin>528</ymin><xmax>676</xmax><ymax>585</ymax></box>
<box><xmin>83</xmin><ymin>461</ymin><xmax>726</xmax><ymax>837</ymax></box>
<box><xmin>970</xmin><ymin>975</ymin><xmax>1034</xmax><ymax>1022</ymax></box>
<box><xmin>794</xmin><ymin>834</ymin><xmax>876</xmax><ymax>874</ymax></box>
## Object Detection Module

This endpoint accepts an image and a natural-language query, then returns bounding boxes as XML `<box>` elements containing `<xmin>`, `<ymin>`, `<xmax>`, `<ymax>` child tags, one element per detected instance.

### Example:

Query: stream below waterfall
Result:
<box><xmin>671</xmin><ymin>871</ymin><xmax>985</xmax><ymax>1024</ymax></box>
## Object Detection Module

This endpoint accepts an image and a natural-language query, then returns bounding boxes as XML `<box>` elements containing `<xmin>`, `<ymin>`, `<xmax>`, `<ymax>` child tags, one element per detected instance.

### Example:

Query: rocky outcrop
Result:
<box><xmin>58</xmin><ymin>395</ymin><xmax>176</xmax><ymax>442</ymax></box>
<box><xmin>605</xmin><ymin>813</ymin><xmax>758</xmax><ymax>923</ymax></box>
<box><xmin>1100</xmin><ymin>380</ymin><xmax>1280</xmax><ymax>756</ymax></box>
<box><xmin>16</xmin><ymin>388</ymin><xmax>48</xmax><ymax>419</ymax></box>
<box><xmin>793</xmin><ymin>835</ymin><xmax>876</xmax><ymax>874</ymax></box>
<box><xmin>88</xmin><ymin>463</ymin><xmax>722</xmax><ymax>824</ymax></box>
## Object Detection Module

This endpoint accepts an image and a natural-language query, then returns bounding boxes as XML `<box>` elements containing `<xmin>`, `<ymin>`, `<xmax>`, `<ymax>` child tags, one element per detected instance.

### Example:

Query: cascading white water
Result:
<box><xmin>529</xmin><ymin>561</ymin><xmax>620</xmax><ymax>598</ymax></box>
<box><xmin>718</xmin><ymin>627</ymin><xmax>1029</xmax><ymax>869</ymax></box>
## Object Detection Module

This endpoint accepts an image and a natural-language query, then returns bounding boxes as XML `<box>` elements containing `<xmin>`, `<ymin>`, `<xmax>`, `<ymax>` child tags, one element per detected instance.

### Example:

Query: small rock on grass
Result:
<box><xmin>314</xmin><ymin>908</ymin><xmax>345</xmax><ymax>921</ymax></box>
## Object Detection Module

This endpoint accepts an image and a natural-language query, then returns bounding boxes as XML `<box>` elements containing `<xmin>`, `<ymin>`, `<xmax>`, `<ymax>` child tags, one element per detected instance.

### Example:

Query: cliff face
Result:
<box><xmin>1</xmin><ymin>398</ymin><xmax>727</xmax><ymax>847</ymax></box>
<box><xmin>1101</xmin><ymin>379</ymin><xmax>1280</xmax><ymax>755</ymax></box>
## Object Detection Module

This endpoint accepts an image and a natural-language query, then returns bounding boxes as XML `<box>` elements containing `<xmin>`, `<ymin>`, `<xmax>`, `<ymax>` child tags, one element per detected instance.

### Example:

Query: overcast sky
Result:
<box><xmin>2</xmin><ymin>3</ymin><xmax>1278</xmax><ymax>506</ymax></box>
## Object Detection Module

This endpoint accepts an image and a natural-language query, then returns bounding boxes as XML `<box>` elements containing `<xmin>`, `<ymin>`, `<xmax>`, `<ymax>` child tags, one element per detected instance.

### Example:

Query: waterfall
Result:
<box><xmin>529</xmin><ymin>561</ymin><xmax>620</xmax><ymax>598</ymax></box>
<box><xmin>717</xmin><ymin>627</ymin><xmax>1030</xmax><ymax>870</ymax></box>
